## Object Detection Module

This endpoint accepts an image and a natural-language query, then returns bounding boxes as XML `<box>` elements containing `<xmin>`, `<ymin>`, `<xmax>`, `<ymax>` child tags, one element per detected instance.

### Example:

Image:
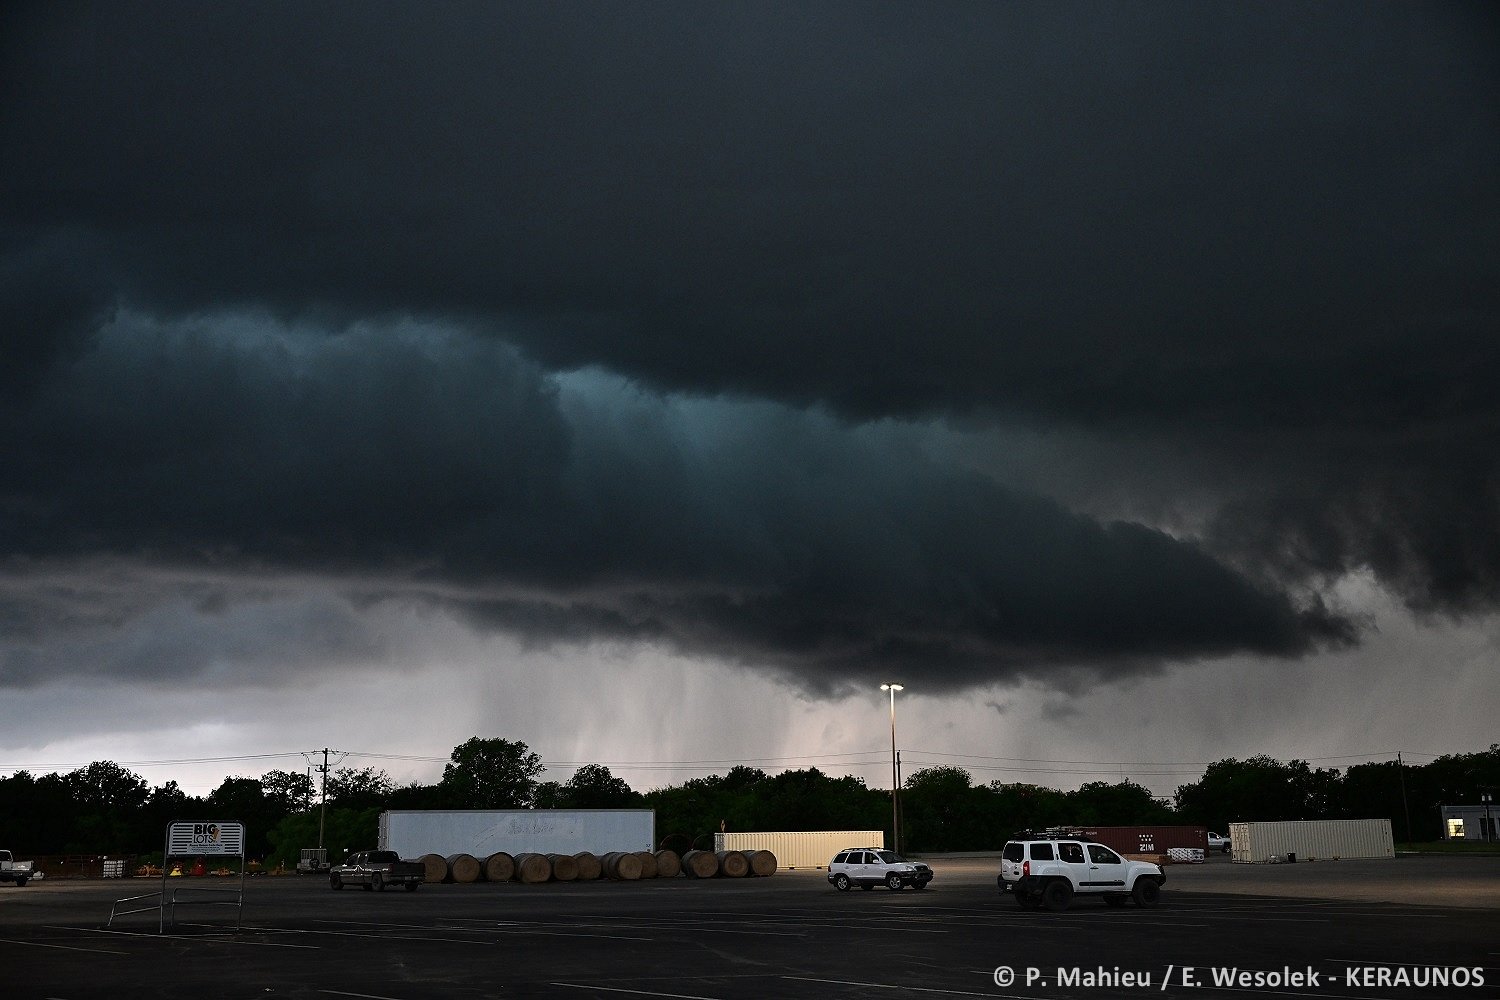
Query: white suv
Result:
<box><xmin>998</xmin><ymin>836</ymin><xmax>1163</xmax><ymax>911</ymax></box>
<box><xmin>827</xmin><ymin>848</ymin><xmax>933</xmax><ymax>891</ymax></box>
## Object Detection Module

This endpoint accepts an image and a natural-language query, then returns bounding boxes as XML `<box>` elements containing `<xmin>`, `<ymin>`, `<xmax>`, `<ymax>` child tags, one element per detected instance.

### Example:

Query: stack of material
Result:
<box><xmin>482</xmin><ymin>852</ymin><xmax>515</xmax><ymax>882</ymax></box>
<box><xmin>513</xmin><ymin>853</ymin><xmax>553</xmax><ymax>884</ymax></box>
<box><xmin>419</xmin><ymin>854</ymin><xmax>448</xmax><ymax>883</ymax></box>
<box><xmin>445</xmin><ymin>853</ymin><xmax>481</xmax><ymax>883</ymax></box>
<box><xmin>601</xmin><ymin>851</ymin><xmax>643</xmax><ymax>880</ymax></box>
<box><xmin>653</xmin><ymin>849</ymin><xmax>682</xmax><ymax>878</ymax></box>
<box><xmin>572</xmin><ymin>851</ymin><xmax>602</xmax><ymax>880</ymax></box>
<box><xmin>716</xmin><ymin>850</ymin><xmax>750</xmax><ymax>878</ymax></box>
<box><xmin>682</xmin><ymin>850</ymin><xmax>719</xmax><ymax>879</ymax></box>
<box><xmin>547</xmin><ymin>853</ymin><xmax>580</xmax><ymax>881</ymax></box>
<box><xmin>744</xmin><ymin>850</ymin><xmax>778</xmax><ymax>877</ymax></box>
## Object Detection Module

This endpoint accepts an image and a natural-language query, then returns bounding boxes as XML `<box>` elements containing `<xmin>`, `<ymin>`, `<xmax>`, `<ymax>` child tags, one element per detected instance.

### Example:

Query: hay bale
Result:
<box><xmin>745</xmin><ymin>849</ymin><xmax>778</xmax><ymax>877</ymax></box>
<box><xmin>601</xmin><ymin>851</ymin><xmax>643</xmax><ymax>880</ymax></box>
<box><xmin>547</xmin><ymin>853</ymin><xmax>579</xmax><ymax>881</ymax></box>
<box><xmin>716</xmin><ymin>850</ymin><xmax>749</xmax><ymax>878</ymax></box>
<box><xmin>445</xmin><ymin>853</ymin><xmax>481</xmax><ymax>884</ymax></box>
<box><xmin>572</xmin><ymin>852</ymin><xmax>602</xmax><ymax>880</ymax></box>
<box><xmin>682</xmin><ymin>849</ymin><xmax>719</xmax><ymax>879</ymax></box>
<box><xmin>513</xmin><ymin>852</ymin><xmax>553</xmax><ymax>884</ymax></box>
<box><xmin>633</xmin><ymin>850</ymin><xmax>659</xmax><ymax>878</ymax></box>
<box><xmin>419</xmin><ymin>853</ymin><xmax>448</xmax><ymax>883</ymax></box>
<box><xmin>653</xmin><ymin>849</ymin><xmax>682</xmax><ymax>878</ymax></box>
<box><xmin>482</xmin><ymin>852</ymin><xmax>515</xmax><ymax>882</ymax></box>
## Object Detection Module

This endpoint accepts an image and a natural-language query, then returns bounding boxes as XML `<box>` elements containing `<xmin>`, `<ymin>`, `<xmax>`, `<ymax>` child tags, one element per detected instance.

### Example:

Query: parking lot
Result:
<box><xmin>2</xmin><ymin>855</ymin><xmax>1497</xmax><ymax>999</ymax></box>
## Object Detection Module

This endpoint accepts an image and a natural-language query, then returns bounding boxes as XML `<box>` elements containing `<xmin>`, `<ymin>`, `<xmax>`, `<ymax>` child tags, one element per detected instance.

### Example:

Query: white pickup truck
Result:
<box><xmin>0</xmin><ymin>850</ymin><xmax>36</xmax><ymax>887</ymax></box>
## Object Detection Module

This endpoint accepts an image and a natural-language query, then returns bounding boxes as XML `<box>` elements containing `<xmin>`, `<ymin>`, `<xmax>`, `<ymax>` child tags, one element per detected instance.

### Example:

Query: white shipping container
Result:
<box><xmin>714</xmin><ymin>831</ymin><xmax>886</xmax><ymax>870</ymax></box>
<box><xmin>379</xmin><ymin>809</ymin><xmax>654</xmax><ymax>859</ymax></box>
<box><xmin>1228</xmin><ymin>818</ymin><xmax>1394</xmax><ymax>864</ymax></box>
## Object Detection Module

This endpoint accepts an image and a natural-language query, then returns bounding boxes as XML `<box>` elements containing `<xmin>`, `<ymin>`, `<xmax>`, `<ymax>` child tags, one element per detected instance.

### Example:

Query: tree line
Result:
<box><xmin>1</xmin><ymin>739</ymin><xmax>1494</xmax><ymax>863</ymax></box>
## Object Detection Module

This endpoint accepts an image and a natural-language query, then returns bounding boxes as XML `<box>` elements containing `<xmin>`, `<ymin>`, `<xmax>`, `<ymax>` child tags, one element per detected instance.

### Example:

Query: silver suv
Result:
<box><xmin>998</xmin><ymin>836</ymin><xmax>1163</xmax><ymax>911</ymax></box>
<box><xmin>827</xmin><ymin>847</ymin><xmax>933</xmax><ymax>891</ymax></box>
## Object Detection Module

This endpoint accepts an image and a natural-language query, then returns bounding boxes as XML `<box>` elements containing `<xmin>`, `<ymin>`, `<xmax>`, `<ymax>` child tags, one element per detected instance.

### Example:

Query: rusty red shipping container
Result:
<box><xmin>1074</xmin><ymin>825</ymin><xmax>1207</xmax><ymax>856</ymax></box>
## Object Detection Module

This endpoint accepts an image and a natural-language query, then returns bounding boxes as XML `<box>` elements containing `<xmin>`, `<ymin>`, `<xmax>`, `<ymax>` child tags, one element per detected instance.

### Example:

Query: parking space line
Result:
<box><xmin>319</xmin><ymin>991</ymin><xmax>408</xmax><ymax>1000</ymax></box>
<box><xmin>50</xmin><ymin>926</ymin><xmax>321</xmax><ymax>949</ymax></box>
<box><xmin>552</xmin><ymin>983</ymin><xmax>722</xmax><ymax>999</ymax></box>
<box><xmin>784</xmin><ymin>975</ymin><xmax>1020</xmax><ymax>997</ymax></box>
<box><xmin>527</xmin><ymin>917</ymin><xmax>804</xmax><ymax>938</ymax></box>
<box><xmin>0</xmin><ymin>936</ymin><xmax>129</xmax><ymax>956</ymax></box>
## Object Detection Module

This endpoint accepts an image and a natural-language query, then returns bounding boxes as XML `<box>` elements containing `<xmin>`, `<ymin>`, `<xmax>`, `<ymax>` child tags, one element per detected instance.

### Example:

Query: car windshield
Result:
<box><xmin>875</xmin><ymin>851</ymin><xmax>904</xmax><ymax>864</ymax></box>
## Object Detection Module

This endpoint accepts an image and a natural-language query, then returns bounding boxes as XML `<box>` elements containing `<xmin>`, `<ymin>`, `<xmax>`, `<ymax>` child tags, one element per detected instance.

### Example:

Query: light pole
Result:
<box><xmin>1483</xmin><ymin>792</ymin><xmax>1494</xmax><ymax>842</ymax></box>
<box><xmin>880</xmin><ymin>683</ymin><xmax>904</xmax><ymax>853</ymax></box>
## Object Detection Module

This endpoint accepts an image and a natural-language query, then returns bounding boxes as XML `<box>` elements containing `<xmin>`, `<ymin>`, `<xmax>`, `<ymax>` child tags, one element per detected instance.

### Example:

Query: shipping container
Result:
<box><xmin>1228</xmin><ymin>818</ymin><xmax>1394</xmax><ymax>863</ymax></box>
<box><xmin>379</xmin><ymin>809</ymin><xmax>654</xmax><ymax>859</ymax></box>
<box><xmin>1072</xmin><ymin>825</ymin><xmax>1208</xmax><ymax>858</ymax></box>
<box><xmin>714</xmin><ymin>831</ymin><xmax>885</xmax><ymax>870</ymax></box>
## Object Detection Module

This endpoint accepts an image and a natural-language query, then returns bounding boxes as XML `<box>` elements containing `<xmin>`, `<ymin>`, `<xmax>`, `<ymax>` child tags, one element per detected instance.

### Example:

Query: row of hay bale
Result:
<box><xmin>419</xmin><ymin>848</ymin><xmax>777</xmax><ymax>884</ymax></box>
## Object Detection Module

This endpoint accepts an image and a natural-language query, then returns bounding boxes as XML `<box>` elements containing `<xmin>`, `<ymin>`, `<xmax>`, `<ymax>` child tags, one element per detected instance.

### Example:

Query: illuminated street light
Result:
<box><xmin>880</xmin><ymin>683</ymin><xmax>904</xmax><ymax>852</ymax></box>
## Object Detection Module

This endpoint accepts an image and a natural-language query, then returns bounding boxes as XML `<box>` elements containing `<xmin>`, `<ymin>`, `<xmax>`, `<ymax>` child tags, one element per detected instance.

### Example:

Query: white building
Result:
<box><xmin>1440</xmin><ymin>803</ymin><xmax>1498</xmax><ymax>841</ymax></box>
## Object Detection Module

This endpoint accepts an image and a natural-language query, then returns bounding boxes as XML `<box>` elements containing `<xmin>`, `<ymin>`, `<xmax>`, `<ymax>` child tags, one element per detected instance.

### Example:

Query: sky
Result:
<box><xmin>2</xmin><ymin>2</ymin><xmax>1497</xmax><ymax>801</ymax></box>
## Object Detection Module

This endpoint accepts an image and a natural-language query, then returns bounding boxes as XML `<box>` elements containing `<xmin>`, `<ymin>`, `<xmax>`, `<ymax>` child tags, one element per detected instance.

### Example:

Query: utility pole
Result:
<box><xmin>317</xmin><ymin>748</ymin><xmax>330</xmax><ymax>851</ymax></box>
<box><xmin>1397</xmin><ymin>751</ymin><xmax>1411</xmax><ymax>844</ymax></box>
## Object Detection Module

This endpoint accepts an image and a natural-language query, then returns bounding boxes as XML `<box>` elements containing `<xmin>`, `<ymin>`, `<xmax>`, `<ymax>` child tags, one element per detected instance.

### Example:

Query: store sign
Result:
<box><xmin>167</xmin><ymin>822</ymin><xmax>245</xmax><ymax>856</ymax></box>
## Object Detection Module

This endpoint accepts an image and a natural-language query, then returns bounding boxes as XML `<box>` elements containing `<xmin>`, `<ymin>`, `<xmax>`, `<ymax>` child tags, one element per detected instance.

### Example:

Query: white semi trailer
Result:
<box><xmin>378</xmin><ymin>809</ymin><xmax>655</xmax><ymax>859</ymax></box>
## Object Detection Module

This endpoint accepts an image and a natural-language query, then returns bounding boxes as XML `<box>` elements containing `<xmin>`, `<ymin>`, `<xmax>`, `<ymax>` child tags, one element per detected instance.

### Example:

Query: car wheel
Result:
<box><xmin>1103</xmin><ymin>893</ymin><xmax>1127</xmax><ymax>907</ymax></box>
<box><xmin>330</xmin><ymin>875</ymin><xmax>343</xmax><ymax>890</ymax></box>
<box><xmin>1041</xmin><ymin>879</ymin><xmax>1074</xmax><ymax>912</ymax></box>
<box><xmin>834</xmin><ymin>873</ymin><xmax>851</xmax><ymax>891</ymax></box>
<box><xmin>1132</xmin><ymin>878</ymin><xmax>1160</xmax><ymax>908</ymax></box>
<box><xmin>372</xmin><ymin>873</ymin><xmax>384</xmax><ymax>892</ymax></box>
<box><xmin>886</xmin><ymin>872</ymin><xmax>903</xmax><ymax>890</ymax></box>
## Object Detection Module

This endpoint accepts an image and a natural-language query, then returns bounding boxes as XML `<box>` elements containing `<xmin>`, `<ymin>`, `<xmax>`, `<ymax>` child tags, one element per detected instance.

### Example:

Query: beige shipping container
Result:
<box><xmin>714</xmin><ymin>831</ymin><xmax>885</xmax><ymax>870</ymax></box>
<box><xmin>1229</xmin><ymin>818</ymin><xmax>1394</xmax><ymax>863</ymax></box>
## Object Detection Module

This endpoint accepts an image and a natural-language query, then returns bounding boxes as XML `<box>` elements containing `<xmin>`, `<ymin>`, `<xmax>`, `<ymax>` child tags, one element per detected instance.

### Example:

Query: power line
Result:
<box><xmin>0</xmin><ymin>745</ymin><xmax>1459</xmax><ymax>780</ymax></box>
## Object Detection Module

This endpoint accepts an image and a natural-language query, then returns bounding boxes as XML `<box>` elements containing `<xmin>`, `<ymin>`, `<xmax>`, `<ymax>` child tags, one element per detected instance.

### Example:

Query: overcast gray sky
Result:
<box><xmin>2</xmin><ymin>2</ymin><xmax>1496</xmax><ymax>797</ymax></box>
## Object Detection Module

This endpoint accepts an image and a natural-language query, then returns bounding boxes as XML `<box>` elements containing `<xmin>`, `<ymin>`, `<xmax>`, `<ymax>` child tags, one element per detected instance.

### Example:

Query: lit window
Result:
<box><xmin>1447</xmin><ymin>818</ymin><xmax>1465</xmax><ymax>839</ymax></box>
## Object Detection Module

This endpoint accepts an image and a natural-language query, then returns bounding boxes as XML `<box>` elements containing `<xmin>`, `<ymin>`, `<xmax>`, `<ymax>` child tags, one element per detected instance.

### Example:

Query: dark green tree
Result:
<box><xmin>902</xmin><ymin>766</ymin><xmax>981</xmax><ymax>851</ymax></box>
<box><xmin>64</xmin><ymin>762</ymin><xmax>151</xmax><ymax>851</ymax></box>
<box><xmin>260</xmin><ymin>769</ymin><xmax>316</xmax><ymax>813</ymax></box>
<box><xmin>439</xmin><ymin>737</ymin><xmax>544</xmax><ymax>808</ymax></box>
<box><xmin>327</xmin><ymin>766</ymin><xmax>394</xmax><ymax>810</ymax></box>
<box><xmin>1067</xmin><ymin>780</ymin><xmax>1176</xmax><ymax>826</ymax></box>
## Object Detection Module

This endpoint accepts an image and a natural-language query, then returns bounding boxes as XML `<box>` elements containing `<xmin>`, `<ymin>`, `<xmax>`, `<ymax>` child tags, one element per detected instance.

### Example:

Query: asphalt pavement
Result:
<box><xmin>2</xmin><ymin>854</ymin><xmax>1496</xmax><ymax>999</ymax></box>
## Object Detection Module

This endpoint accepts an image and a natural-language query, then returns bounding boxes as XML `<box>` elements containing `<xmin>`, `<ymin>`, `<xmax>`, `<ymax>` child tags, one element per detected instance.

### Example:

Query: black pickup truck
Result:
<box><xmin>329</xmin><ymin>850</ymin><xmax>425</xmax><ymax>892</ymax></box>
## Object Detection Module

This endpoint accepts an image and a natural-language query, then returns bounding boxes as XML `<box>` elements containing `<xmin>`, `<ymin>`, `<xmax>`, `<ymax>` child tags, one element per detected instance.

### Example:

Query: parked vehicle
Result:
<box><xmin>0</xmin><ymin>850</ymin><xmax>35</xmax><ymax>887</ymax></box>
<box><xmin>1207</xmin><ymin>832</ymin><xmax>1230</xmax><ymax>853</ymax></box>
<box><xmin>997</xmin><ymin>835</ymin><xmax>1163</xmax><ymax>911</ymax></box>
<box><xmin>329</xmin><ymin>850</ymin><xmax>424</xmax><ymax>892</ymax></box>
<box><xmin>827</xmin><ymin>848</ymin><xmax>933</xmax><ymax>891</ymax></box>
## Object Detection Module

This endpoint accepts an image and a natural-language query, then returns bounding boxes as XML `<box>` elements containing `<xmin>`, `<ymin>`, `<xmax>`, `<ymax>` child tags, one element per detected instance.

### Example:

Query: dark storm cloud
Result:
<box><xmin>0</xmin><ymin>318</ymin><xmax>1349</xmax><ymax>691</ymax></box>
<box><xmin>0</xmin><ymin>2</ymin><xmax>1495</xmax><ymax>684</ymax></box>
